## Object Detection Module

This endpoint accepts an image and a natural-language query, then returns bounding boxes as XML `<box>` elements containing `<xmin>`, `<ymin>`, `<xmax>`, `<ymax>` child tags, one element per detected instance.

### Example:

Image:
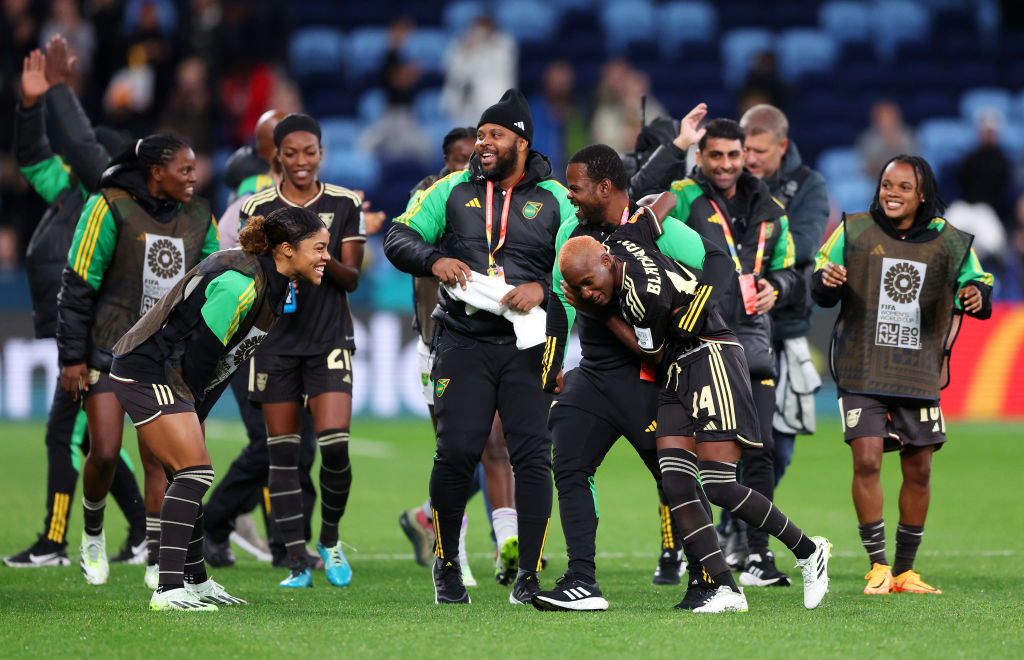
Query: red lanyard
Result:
<box><xmin>619</xmin><ymin>206</ymin><xmax>630</xmax><ymax>225</ymax></box>
<box><xmin>484</xmin><ymin>176</ymin><xmax>522</xmax><ymax>276</ymax></box>
<box><xmin>707</xmin><ymin>198</ymin><xmax>767</xmax><ymax>275</ymax></box>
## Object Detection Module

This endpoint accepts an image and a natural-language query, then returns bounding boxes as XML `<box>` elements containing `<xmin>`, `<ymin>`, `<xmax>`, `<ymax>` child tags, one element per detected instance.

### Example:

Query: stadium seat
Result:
<box><xmin>442</xmin><ymin>0</ymin><xmax>487</xmax><ymax>33</ymax></box>
<box><xmin>319</xmin><ymin>118</ymin><xmax>365</xmax><ymax>153</ymax></box>
<box><xmin>817</xmin><ymin>147</ymin><xmax>864</xmax><ymax>185</ymax></box>
<box><xmin>358</xmin><ymin>88</ymin><xmax>388</xmax><ymax>123</ymax></box>
<box><xmin>346</xmin><ymin>27</ymin><xmax>392</xmax><ymax>82</ymax></box>
<box><xmin>818</xmin><ymin>1</ymin><xmax>871</xmax><ymax>45</ymax></box>
<box><xmin>494</xmin><ymin>0</ymin><xmax>560</xmax><ymax>44</ymax></box>
<box><xmin>289</xmin><ymin>27</ymin><xmax>346</xmax><ymax>81</ymax></box>
<box><xmin>901</xmin><ymin>91</ymin><xmax>958</xmax><ymax>125</ymax></box>
<box><xmin>776</xmin><ymin>28</ymin><xmax>838</xmax><ymax>85</ymax></box>
<box><xmin>320</xmin><ymin>150</ymin><xmax>382</xmax><ymax>192</ymax></box>
<box><xmin>720</xmin><ymin>27</ymin><xmax>773</xmax><ymax>88</ymax></box>
<box><xmin>412</xmin><ymin>88</ymin><xmax>445</xmax><ymax>125</ymax></box>
<box><xmin>959</xmin><ymin>87</ymin><xmax>1013</xmax><ymax>123</ymax></box>
<box><xmin>656</xmin><ymin>1</ymin><xmax>718</xmax><ymax>59</ymax></box>
<box><xmin>400</xmin><ymin>28</ymin><xmax>452</xmax><ymax>75</ymax></box>
<box><xmin>1014</xmin><ymin>90</ymin><xmax>1024</xmax><ymax>123</ymax></box>
<box><xmin>998</xmin><ymin>121</ymin><xmax>1024</xmax><ymax>160</ymax></box>
<box><xmin>829</xmin><ymin>175</ymin><xmax>876</xmax><ymax>215</ymax></box>
<box><xmin>916</xmin><ymin>117</ymin><xmax>977</xmax><ymax>172</ymax></box>
<box><xmin>600</xmin><ymin>0</ymin><xmax>656</xmax><ymax>55</ymax></box>
<box><xmin>873</xmin><ymin>1</ymin><xmax>932</xmax><ymax>60</ymax></box>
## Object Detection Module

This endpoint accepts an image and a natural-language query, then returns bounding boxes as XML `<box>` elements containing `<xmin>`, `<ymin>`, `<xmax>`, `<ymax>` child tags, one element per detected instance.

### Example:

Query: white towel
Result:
<box><xmin>444</xmin><ymin>271</ymin><xmax>547</xmax><ymax>349</ymax></box>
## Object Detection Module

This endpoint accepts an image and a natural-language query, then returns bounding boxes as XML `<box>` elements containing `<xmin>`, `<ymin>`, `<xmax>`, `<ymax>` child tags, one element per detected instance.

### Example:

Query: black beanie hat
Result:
<box><xmin>273</xmin><ymin>113</ymin><xmax>322</xmax><ymax>147</ymax></box>
<box><xmin>477</xmin><ymin>89</ymin><xmax>533</xmax><ymax>143</ymax></box>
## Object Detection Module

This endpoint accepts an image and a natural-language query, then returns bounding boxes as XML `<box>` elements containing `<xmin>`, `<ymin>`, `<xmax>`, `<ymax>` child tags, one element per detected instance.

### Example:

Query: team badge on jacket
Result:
<box><xmin>522</xmin><ymin>201</ymin><xmax>543</xmax><ymax>219</ymax></box>
<box><xmin>435</xmin><ymin>378</ymin><xmax>451</xmax><ymax>397</ymax></box>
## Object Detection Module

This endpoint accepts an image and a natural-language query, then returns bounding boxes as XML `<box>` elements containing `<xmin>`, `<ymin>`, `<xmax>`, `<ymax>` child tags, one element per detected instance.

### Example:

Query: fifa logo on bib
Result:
<box><xmin>875</xmin><ymin>258</ymin><xmax>926</xmax><ymax>350</ymax></box>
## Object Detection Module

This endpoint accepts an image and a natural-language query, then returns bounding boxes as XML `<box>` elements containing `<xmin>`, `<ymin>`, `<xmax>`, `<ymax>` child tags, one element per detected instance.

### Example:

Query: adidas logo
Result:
<box><xmin>871</xmin><ymin>245</ymin><xmax>886</xmax><ymax>255</ymax></box>
<box><xmin>645</xmin><ymin>421</ymin><xmax>657</xmax><ymax>433</ymax></box>
<box><xmin>514</xmin><ymin>121</ymin><xmax>525</xmax><ymax>130</ymax></box>
<box><xmin>560</xmin><ymin>587</ymin><xmax>592</xmax><ymax>600</ymax></box>
<box><xmin>704</xmin><ymin>420</ymin><xmax>718</xmax><ymax>431</ymax></box>
<box><xmin>465</xmin><ymin>198</ymin><xmax>481</xmax><ymax>208</ymax></box>
<box><xmin>343</xmin><ymin>374</ymin><xmax>352</xmax><ymax>383</ymax></box>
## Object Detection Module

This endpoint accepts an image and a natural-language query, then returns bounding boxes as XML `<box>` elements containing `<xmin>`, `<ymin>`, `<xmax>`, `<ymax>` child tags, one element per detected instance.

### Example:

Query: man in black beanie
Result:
<box><xmin>385</xmin><ymin>89</ymin><xmax>575</xmax><ymax>606</ymax></box>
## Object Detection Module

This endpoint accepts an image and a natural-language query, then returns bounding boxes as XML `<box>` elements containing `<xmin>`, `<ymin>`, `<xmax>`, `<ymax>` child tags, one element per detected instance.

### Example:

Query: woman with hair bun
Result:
<box><xmin>57</xmin><ymin>132</ymin><xmax>218</xmax><ymax>589</ymax></box>
<box><xmin>110</xmin><ymin>206</ymin><xmax>329</xmax><ymax>611</ymax></box>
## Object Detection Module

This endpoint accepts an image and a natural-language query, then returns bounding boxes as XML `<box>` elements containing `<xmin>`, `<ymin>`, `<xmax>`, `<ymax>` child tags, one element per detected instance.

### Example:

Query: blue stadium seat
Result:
<box><xmin>1014</xmin><ymin>90</ymin><xmax>1024</xmax><ymax>123</ymax></box>
<box><xmin>656</xmin><ymin>1</ymin><xmax>718</xmax><ymax>59</ymax></box>
<box><xmin>400</xmin><ymin>29</ymin><xmax>452</xmax><ymax>75</ymax></box>
<box><xmin>600</xmin><ymin>0</ymin><xmax>656</xmax><ymax>55</ymax></box>
<box><xmin>817</xmin><ymin>147</ymin><xmax>864</xmax><ymax>184</ymax></box>
<box><xmin>346</xmin><ymin>27</ymin><xmax>392</xmax><ymax>82</ymax></box>
<box><xmin>720</xmin><ymin>27</ymin><xmax>773</xmax><ymax>88</ymax></box>
<box><xmin>320</xmin><ymin>150</ymin><xmax>382</xmax><ymax>192</ymax></box>
<box><xmin>442</xmin><ymin>0</ymin><xmax>487</xmax><ymax>33</ymax></box>
<box><xmin>358</xmin><ymin>88</ymin><xmax>388</xmax><ymax>123</ymax></box>
<box><xmin>289</xmin><ymin>27</ymin><xmax>346</xmax><ymax>81</ymax></box>
<box><xmin>776</xmin><ymin>29</ymin><xmax>838</xmax><ymax>85</ymax></box>
<box><xmin>998</xmin><ymin>121</ymin><xmax>1024</xmax><ymax>160</ymax></box>
<box><xmin>959</xmin><ymin>87</ymin><xmax>1013</xmax><ymax>123</ymax></box>
<box><xmin>495</xmin><ymin>0</ymin><xmax>560</xmax><ymax>44</ymax></box>
<box><xmin>829</xmin><ymin>176</ymin><xmax>876</xmax><ymax>215</ymax></box>
<box><xmin>319</xmin><ymin>118</ymin><xmax>365</xmax><ymax>153</ymax></box>
<box><xmin>818</xmin><ymin>1</ymin><xmax>871</xmax><ymax>44</ymax></box>
<box><xmin>874</xmin><ymin>1</ymin><xmax>932</xmax><ymax>60</ymax></box>
<box><xmin>901</xmin><ymin>91</ymin><xmax>958</xmax><ymax>125</ymax></box>
<box><xmin>412</xmin><ymin>88</ymin><xmax>445</xmax><ymax>125</ymax></box>
<box><xmin>917</xmin><ymin>117</ymin><xmax>976</xmax><ymax>172</ymax></box>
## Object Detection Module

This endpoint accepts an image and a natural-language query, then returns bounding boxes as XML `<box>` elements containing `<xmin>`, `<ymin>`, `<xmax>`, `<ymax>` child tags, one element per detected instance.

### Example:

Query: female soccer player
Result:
<box><xmin>813</xmin><ymin>155</ymin><xmax>992</xmax><ymax>595</ymax></box>
<box><xmin>239</xmin><ymin>114</ymin><xmax>366</xmax><ymax>588</ymax></box>
<box><xmin>110</xmin><ymin>207</ymin><xmax>329</xmax><ymax>611</ymax></box>
<box><xmin>57</xmin><ymin>133</ymin><xmax>217</xmax><ymax>587</ymax></box>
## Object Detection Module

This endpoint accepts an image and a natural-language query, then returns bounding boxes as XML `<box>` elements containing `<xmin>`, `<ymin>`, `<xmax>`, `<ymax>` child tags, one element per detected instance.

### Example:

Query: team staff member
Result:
<box><xmin>666</xmin><ymin>118</ymin><xmax>798</xmax><ymax>587</ymax></box>
<box><xmin>240</xmin><ymin>113</ymin><xmax>366</xmax><ymax>589</ymax></box>
<box><xmin>813</xmin><ymin>155</ymin><xmax>992</xmax><ymax>596</ymax></box>
<box><xmin>557</xmin><ymin>208</ymin><xmax>830</xmax><ymax>614</ymax></box>
<box><xmin>57</xmin><ymin>133</ymin><xmax>218</xmax><ymax>587</ymax></box>
<box><xmin>4</xmin><ymin>43</ymin><xmax>147</xmax><ymax>568</ymax></box>
<box><xmin>534</xmin><ymin>143</ymin><xmax>718</xmax><ymax>612</ymax></box>
<box><xmin>110</xmin><ymin>207</ymin><xmax>329</xmax><ymax>611</ymax></box>
<box><xmin>385</xmin><ymin>89</ymin><xmax>576</xmax><ymax>606</ymax></box>
<box><xmin>739</xmin><ymin>104</ymin><xmax>830</xmax><ymax>484</ymax></box>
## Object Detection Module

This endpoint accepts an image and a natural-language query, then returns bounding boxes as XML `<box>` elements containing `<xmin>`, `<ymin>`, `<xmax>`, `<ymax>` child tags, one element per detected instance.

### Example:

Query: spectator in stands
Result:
<box><xmin>440</xmin><ymin>15</ymin><xmax>517</xmax><ymax>126</ymax></box>
<box><xmin>529</xmin><ymin>60</ymin><xmax>587</xmax><ymax>180</ymax></box>
<box><xmin>591</xmin><ymin>59</ymin><xmax>666</xmax><ymax>154</ymax></box>
<box><xmin>739</xmin><ymin>51</ymin><xmax>789</xmax><ymax>114</ymax></box>
<box><xmin>857</xmin><ymin>100</ymin><xmax>916</xmax><ymax>177</ymax></box>
<box><xmin>159</xmin><ymin>57</ymin><xmax>213</xmax><ymax>196</ymax></box>
<box><xmin>40</xmin><ymin>0</ymin><xmax>96</xmax><ymax>82</ymax></box>
<box><xmin>739</xmin><ymin>104</ymin><xmax>829</xmax><ymax>487</ymax></box>
<box><xmin>957</xmin><ymin>109</ymin><xmax>1012</xmax><ymax>234</ymax></box>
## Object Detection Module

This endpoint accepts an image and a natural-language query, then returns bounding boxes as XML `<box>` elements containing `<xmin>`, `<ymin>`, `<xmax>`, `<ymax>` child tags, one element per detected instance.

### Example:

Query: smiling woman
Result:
<box><xmin>55</xmin><ymin>131</ymin><xmax>219</xmax><ymax>593</ymax></box>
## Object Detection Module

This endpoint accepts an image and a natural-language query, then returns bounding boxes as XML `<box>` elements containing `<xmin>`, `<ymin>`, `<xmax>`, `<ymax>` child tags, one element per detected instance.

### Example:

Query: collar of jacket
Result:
<box><xmin>764</xmin><ymin>140</ymin><xmax>805</xmax><ymax>193</ymax></box>
<box><xmin>99</xmin><ymin>164</ymin><xmax>180</xmax><ymax>220</ymax></box>
<box><xmin>867</xmin><ymin>207</ymin><xmax>943</xmax><ymax>243</ymax></box>
<box><xmin>259</xmin><ymin>253</ymin><xmax>292</xmax><ymax>315</ymax></box>
<box><xmin>468</xmin><ymin>149</ymin><xmax>554</xmax><ymax>189</ymax></box>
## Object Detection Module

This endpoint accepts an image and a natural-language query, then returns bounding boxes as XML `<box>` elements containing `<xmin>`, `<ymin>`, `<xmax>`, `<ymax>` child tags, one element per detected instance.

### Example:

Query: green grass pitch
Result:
<box><xmin>1</xmin><ymin>418</ymin><xmax>1022</xmax><ymax>658</ymax></box>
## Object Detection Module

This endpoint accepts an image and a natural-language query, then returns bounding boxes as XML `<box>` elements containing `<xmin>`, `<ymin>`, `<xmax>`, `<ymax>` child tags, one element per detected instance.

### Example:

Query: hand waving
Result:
<box><xmin>673</xmin><ymin>103</ymin><xmax>708</xmax><ymax>152</ymax></box>
<box><xmin>44</xmin><ymin>34</ymin><xmax>77</xmax><ymax>86</ymax></box>
<box><xmin>21</xmin><ymin>49</ymin><xmax>49</xmax><ymax>106</ymax></box>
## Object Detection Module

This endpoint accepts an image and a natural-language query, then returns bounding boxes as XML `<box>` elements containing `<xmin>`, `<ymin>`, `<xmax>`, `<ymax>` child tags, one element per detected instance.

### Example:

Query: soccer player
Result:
<box><xmin>239</xmin><ymin>113</ymin><xmax>366</xmax><ymax>588</ymax></box>
<box><xmin>812</xmin><ymin>155</ymin><xmax>992</xmax><ymax>595</ymax></box>
<box><xmin>534</xmin><ymin>142</ymin><xmax>718</xmax><ymax>612</ymax></box>
<box><xmin>558</xmin><ymin>201</ymin><xmax>831</xmax><ymax>613</ymax></box>
<box><xmin>57</xmin><ymin>133</ymin><xmax>218</xmax><ymax>587</ymax></box>
<box><xmin>385</xmin><ymin>89</ymin><xmax>576</xmax><ymax>605</ymax></box>
<box><xmin>110</xmin><ymin>207</ymin><xmax>329</xmax><ymax>611</ymax></box>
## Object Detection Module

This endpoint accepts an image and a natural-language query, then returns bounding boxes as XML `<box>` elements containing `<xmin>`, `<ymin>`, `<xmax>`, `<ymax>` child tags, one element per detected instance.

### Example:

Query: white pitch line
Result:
<box><xmin>338</xmin><ymin>549</ymin><xmax>1018</xmax><ymax>561</ymax></box>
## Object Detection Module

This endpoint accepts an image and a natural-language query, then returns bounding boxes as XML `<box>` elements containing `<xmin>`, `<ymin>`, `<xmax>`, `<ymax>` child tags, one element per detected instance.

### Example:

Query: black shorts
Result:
<box><xmin>656</xmin><ymin>342</ymin><xmax>761</xmax><ymax>447</ymax></box>
<box><xmin>109</xmin><ymin>374</ymin><xmax>196</xmax><ymax>427</ymax></box>
<box><xmin>839</xmin><ymin>392</ymin><xmax>947</xmax><ymax>452</ymax></box>
<box><xmin>81</xmin><ymin>369</ymin><xmax>115</xmax><ymax>400</ymax></box>
<box><xmin>248</xmin><ymin>348</ymin><xmax>354</xmax><ymax>403</ymax></box>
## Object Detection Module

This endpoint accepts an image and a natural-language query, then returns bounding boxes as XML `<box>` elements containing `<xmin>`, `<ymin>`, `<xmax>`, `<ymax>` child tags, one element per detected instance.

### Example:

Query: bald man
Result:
<box><xmin>558</xmin><ymin>215</ymin><xmax>832</xmax><ymax>613</ymax></box>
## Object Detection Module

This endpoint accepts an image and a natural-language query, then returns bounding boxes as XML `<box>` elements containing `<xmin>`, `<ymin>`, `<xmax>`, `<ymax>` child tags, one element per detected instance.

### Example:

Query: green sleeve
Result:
<box><xmin>815</xmin><ymin>224</ymin><xmax>846</xmax><ymax>270</ymax></box>
<box><xmin>768</xmin><ymin>215</ymin><xmax>796</xmax><ymax>271</ymax></box>
<box><xmin>201</xmin><ymin>270</ymin><xmax>257</xmax><ymax>345</ymax></box>
<box><xmin>551</xmin><ymin>218</ymin><xmax>579</xmax><ymax>333</ymax></box>
<box><xmin>655</xmin><ymin>215</ymin><xmax>707</xmax><ymax>269</ymax></box>
<box><xmin>20</xmin><ymin>155</ymin><xmax>73</xmax><ymax>205</ymax></box>
<box><xmin>536</xmin><ymin>178</ymin><xmax>579</xmax><ymax>229</ymax></box>
<box><xmin>404</xmin><ymin>188</ymin><xmax>425</xmax><ymax>212</ymax></box>
<box><xmin>668</xmin><ymin>178</ymin><xmax>702</xmax><ymax>224</ymax></box>
<box><xmin>201</xmin><ymin>216</ymin><xmax>219</xmax><ymax>259</ymax></box>
<box><xmin>392</xmin><ymin>171</ymin><xmax>466</xmax><ymax>244</ymax></box>
<box><xmin>955</xmin><ymin>248</ymin><xmax>994</xmax><ymax>309</ymax></box>
<box><xmin>67</xmin><ymin>194</ymin><xmax>118</xmax><ymax>290</ymax></box>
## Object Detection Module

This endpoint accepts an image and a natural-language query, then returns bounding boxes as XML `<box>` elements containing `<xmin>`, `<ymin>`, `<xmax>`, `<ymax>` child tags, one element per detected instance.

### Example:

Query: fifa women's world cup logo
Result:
<box><xmin>147</xmin><ymin>238</ymin><xmax>183</xmax><ymax>279</ymax></box>
<box><xmin>883</xmin><ymin>261</ymin><xmax>921</xmax><ymax>304</ymax></box>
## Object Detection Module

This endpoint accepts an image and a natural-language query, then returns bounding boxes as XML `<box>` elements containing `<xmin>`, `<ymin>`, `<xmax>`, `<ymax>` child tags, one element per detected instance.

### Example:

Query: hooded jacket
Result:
<box><xmin>384</xmin><ymin>150</ymin><xmax>575</xmax><ymax>340</ymax></box>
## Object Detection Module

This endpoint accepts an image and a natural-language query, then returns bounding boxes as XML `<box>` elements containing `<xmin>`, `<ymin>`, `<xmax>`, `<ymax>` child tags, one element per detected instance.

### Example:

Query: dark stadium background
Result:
<box><xmin>1</xmin><ymin>0</ymin><xmax>1022</xmax><ymax>421</ymax></box>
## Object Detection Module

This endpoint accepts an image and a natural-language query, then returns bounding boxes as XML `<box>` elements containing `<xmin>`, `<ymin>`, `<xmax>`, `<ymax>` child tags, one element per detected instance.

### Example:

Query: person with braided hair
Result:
<box><xmin>56</xmin><ymin>132</ymin><xmax>219</xmax><ymax>588</ymax></box>
<box><xmin>813</xmin><ymin>155</ymin><xmax>993</xmax><ymax>596</ymax></box>
<box><xmin>110</xmin><ymin>207</ymin><xmax>329</xmax><ymax>611</ymax></box>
